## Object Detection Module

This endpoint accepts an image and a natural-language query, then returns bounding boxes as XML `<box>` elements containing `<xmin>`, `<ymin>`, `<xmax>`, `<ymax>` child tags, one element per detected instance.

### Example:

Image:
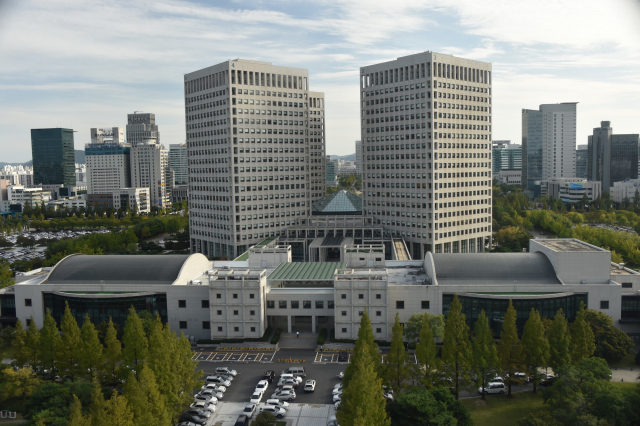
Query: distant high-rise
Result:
<box><xmin>169</xmin><ymin>143</ymin><xmax>188</xmax><ymax>184</ymax></box>
<box><xmin>361</xmin><ymin>51</ymin><xmax>493</xmax><ymax>259</ymax></box>
<box><xmin>522</xmin><ymin>103</ymin><xmax>577</xmax><ymax>191</ymax></box>
<box><xmin>326</xmin><ymin>156</ymin><xmax>337</xmax><ymax>186</ymax></box>
<box><xmin>575</xmin><ymin>144</ymin><xmax>588</xmax><ymax>178</ymax></box>
<box><xmin>130</xmin><ymin>138</ymin><xmax>169</xmax><ymax>208</ymax></box>
<box><xmin>492</xmin><ymin>140</ymin><xmax>521</xmax><ymax>175</ymax></box>
<box><xmin>355</xmin><ymin>140</ymin><xmax>362</xmax><ymax>175</ymax></box>
<box><xmin>86</xmin><ymin>127</ymin><xmax>131</xmax><ymax>194</ymax></box>
<box><xmin>126</xmin><ymin>112</ymin><xmax>159</xmax><ymax>146</ymax></box>
<box><xmin>31</xmin><ymin>128</ymin><xmax>76</xmax><ymax>186</ymax></box>
<box><xmin>587</xmin><ymin>121</ymin><xmax>640</xmax><ymax>189</ymax></box>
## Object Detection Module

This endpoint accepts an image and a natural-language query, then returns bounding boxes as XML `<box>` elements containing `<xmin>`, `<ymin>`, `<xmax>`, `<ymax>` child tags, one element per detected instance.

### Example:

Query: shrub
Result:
<box><xmin>317</xmin><ymin>328</ymin><xmax>327</xmax><ymax>345</ymax></box>
<box><xmin>270</xmin><ymin>328</ymin><xmax>283</xmax><ymax>344</ymax></box>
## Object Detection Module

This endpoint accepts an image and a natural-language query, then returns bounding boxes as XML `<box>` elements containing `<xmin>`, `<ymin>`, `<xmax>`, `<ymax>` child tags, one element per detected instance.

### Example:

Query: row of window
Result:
<box><xmin>266</xmin><ymin>300</ymin><xmax>333</xmax><ymax>309</ymax></box>
<box><xmin>178</xmin><ymin>321</ymin><xmax>257</xmax><ymax>333</ymax></box>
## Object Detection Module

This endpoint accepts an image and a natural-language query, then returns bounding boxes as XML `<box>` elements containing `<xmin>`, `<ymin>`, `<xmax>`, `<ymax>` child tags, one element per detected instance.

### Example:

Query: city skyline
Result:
<box><xmin>1</xmin><ymin>0</ymin><xmax>640</xmax><ymax>162</ymax></box>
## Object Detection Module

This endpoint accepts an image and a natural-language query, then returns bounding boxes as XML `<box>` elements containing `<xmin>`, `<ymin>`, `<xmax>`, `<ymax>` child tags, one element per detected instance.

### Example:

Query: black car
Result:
<box><xmin>264</xmin><ymin>370</ymin><xmax>275</xmax><ymax>383</ymax></box>
<box><xmin>338</xmin><ymin>351</ymin><xmax>349</xmax><ymax>362</ymax></box>
<box><xmin>234</xmin><ymin>415</ymin><xmax>250</xmax><ymax>426</ymax></box>
<box><xmin>180</xmin><ymin>414</ymin><xmax>206</xmax><ymax>425</ymax></box>
<box><xmin>539</xmin><ymin>376</ymin><xmax>556</xmax><ymax>387</ymax></box>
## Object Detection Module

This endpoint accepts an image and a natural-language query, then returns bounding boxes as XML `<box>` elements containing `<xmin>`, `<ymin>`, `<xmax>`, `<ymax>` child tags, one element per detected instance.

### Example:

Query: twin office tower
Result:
<box><xmin>185</xmin><ymin>53</ymin><xmax>493</xmax><ymax>260</ymax></box>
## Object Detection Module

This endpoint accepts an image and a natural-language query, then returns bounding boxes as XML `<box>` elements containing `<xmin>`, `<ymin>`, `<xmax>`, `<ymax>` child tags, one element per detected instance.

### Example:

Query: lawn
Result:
<box><xmin>461</xmin><ymin>391</ymin><xmax>546</xmax><ymax>426</ymax></box>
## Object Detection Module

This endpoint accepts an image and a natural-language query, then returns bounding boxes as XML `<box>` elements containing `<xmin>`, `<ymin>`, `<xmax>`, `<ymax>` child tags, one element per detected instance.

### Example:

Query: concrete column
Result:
<box><xmin>311</xmin><ymin>316</ymin><xmax>316</xmax><ymax>333</ymax></box>
<box><xmin>287</xmin><ymin>315</ymin><xmax>292</xmax><ymax>333</ymax></box>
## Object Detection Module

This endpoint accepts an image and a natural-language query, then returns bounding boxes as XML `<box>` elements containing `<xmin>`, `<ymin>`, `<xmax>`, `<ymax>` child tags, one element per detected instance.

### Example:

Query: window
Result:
<box><xmin>25</xmin><ymin>299</ymin><xmax>32</xmax><ymax>307</ymax></box>
<box><xmin>358</xmin><ymin>294</ymin><xmax>364</xmax><ymax>299</ymax></box>
<box><xmin>251</xmin><ymin>327</ymin><xmax>256</xmax><ymax>332</ymax></box>
<box><xmin>600</xmin><ymin>301</ymin><xmax>609</xmax><ymax>309</ymax></box>
<box><xmin>217</xmin><ymin>326</ymin><xmax>223</xmax><ymax>332</ymax></box>
<box><xmin>267</xmin><ymin>301</ymin><xmax>275</xmax><ymax>309</ymax></box>
<box><xmin>359</xmin><ymin>311</ymin><xmax>363</xmax><ymax>316</ymax></box>
<box><xmin>26</xmin><ymin>319</ymin><xmax>32</xmax><ymax>326</ymax></box>
<box><xmin>216</xmin><ymin>293</ymin><xmax>222</xmax><ymax>299</ymax></box>
<box><xmin>233</xmin><ymin>310</ymin><xmax>239</xmax><ymax>315</ymax></box>
<box><xmin>202</xmin><ymin>321</ymin><xmax>210</xmax><ymax>329</ymax></box>
<box><xmin>303</xmin><ymin>301</ymin><xmax>311</xmax><ymax>309</ymax></box>
<box><xmin>341</xmin><ymin>311</ymin><xmax>347</xmax><ymax>316</ymax></box>
<box><xmin>341</xmin><ymin>294</ymin><xmax>347</xmax><ymax>299</ymax></box>
<box><xmin>217</xmin><ymin>310</ymin><xmax>222</xmax><ymax>315</ymax></box>
<box><xmin>396</xmin><ymin>301</ymin><xmax>404</xmax><ymax>309</ymax></box>
<box><xmin>376</xmin><ymin>311</ymin><xmax>381</xmax><ymax>316</ymax></box>
<box><xmin>279</xmin><ymin>301</ymin><xmax>287</xmax><ymax>309</ymax></box>
<box><xmin>342</xmin><ymin>328</ymin><xmax>347</xmax><ymax>333</ymax></box>
<box><xmin>422</xmin><ymin>300</ymin><xmax>430</xmax><ymax>309</ymax></box>
<box><xmin>250</xmin><ymin>310</ymin><xmax>255</xmax><ymax>315</ymax></box>
<box><xmin>376</xmin><ymin>328</ymin><xmax>382</xmax><ymax>333</ymax></box>
<box><xmin>316</xmin><ymin>301</ymin><xmax>324</xmax><ymax>309</ymax></box>
<box><xmin>376</xmin><ymin>294</ymin><xmax>382</xmax><ymax>299</ymax></box>
<box><xmin>622</xmin><ymin>282</ymin><xmax>632</xmax><ymax>288</ymax></box>
<box><xmin>291</xmin><ymin>301</ymin><xmax>299</xmax><ymax>309</ymax></box>
<box><xmin>201</xmin><ymin>300</ymin><xmax>209</xmax><ymax>308</ymax></box>
<box><xmin>328</xmin><ymin>301</ymin><xmax>334</xmax><ymax>309</ymax></box>
<box><xmin>178</xmin><ymin>300</ymin><xmax>186</xmax><ymax>308</ymax></box>
<box><xmin>179</xmin><ymin>321</ymin><xmax>187</xmax><ymax>329</ymax></box>
<box><xmin>250</xmin><ymin>293</ymin><xmax>255</xmax><ymax>298</ymax></box>
<box><xmin>234</xmin><ymin>327</ymin><xmax>239</xmax><ymax>332</ymax></box>
<box><xmin>233</xmin><ymin>294</ymin><xmax>238</xmax><ymax>299</ymax></box>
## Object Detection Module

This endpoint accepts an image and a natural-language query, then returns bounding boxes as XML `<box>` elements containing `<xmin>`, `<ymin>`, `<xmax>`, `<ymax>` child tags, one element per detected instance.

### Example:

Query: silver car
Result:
<box><xmin>259</xmin><ymin>405</ymin><xmax>286</xmax><ymax>419</ymax></box>
<box><xmin>270</xmin><ymin>390</ymin><xmax>296</xmax><ymax>401</ymax></box>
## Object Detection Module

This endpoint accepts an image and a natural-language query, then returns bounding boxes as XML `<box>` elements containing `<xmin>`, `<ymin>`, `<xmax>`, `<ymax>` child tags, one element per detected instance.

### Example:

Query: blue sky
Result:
<box><xmin>1</xmin><ymin>0</ymin><xmax>639</xmax><ymax>162</ymax></box>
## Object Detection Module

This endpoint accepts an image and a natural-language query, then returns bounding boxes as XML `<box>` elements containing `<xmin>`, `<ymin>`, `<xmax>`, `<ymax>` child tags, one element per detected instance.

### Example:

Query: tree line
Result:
<box><xmin>9</xmin><ymin>305</ymin><xmax>201</xmax><ymax>425</ymax></box>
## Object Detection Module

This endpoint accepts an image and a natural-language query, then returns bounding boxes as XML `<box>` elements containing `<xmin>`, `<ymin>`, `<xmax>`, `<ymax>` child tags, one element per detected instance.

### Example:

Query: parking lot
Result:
<box><xmin>192</xmin><ymin>351</ymin><xmax>276</xmax><ymax>363</ymax></box>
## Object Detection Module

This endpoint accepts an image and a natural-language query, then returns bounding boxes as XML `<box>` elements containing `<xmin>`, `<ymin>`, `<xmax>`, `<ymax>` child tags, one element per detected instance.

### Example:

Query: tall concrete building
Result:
<box><xmin>126</xmin><ymin>112</ymin><xmax>159</xmax><ymax>146</ymax></box>
<box><xmin>30</xmin><ymin>128</ymin><xmax>76</xmax><ymax>186</ymax></box>
<box><xmin>492</xmin><ymin>140</ymin><xmax>521</xmax><ymax>175</ymax></box>
<box><xmin>522</xmin><ymin>103</ymin><xmax>577</xmax><ymax>191</ymax></box>
<box><xmin>169</xmin><ymin>143</ymin><xmax>189</xmax><ymax>184</ymax></box>
<box><xmin>130</xmin><ymin>139</ymin><xmax>169</xmax><ymax>208</ymax></box>
<box><xmin>360</xmin><ymin>52</ymin><xmax>493</xmax><ymax>259</ymax></box>
<box><xmin>184</xmin><ymin>59</ymin><xmax>326</xmax><ymax>259</ymax></box>
<box><xmin>576</xmin><ymin>144</ymin><xmax>588</xmax><ymax>178</ymax></box>
<box><xmin>587</xmin><ymin>121</ymin><xmax>640</xmax><ymax>189</ymax></box>
<box><xmin>355</xmin><ymin>140</ymin><xmax>362</xmax><ymax>175</ymax></box>
<box><xmin>85</xmin><ymin>127</ymin><xmax>131</xmax><ymax>194</ymax></box>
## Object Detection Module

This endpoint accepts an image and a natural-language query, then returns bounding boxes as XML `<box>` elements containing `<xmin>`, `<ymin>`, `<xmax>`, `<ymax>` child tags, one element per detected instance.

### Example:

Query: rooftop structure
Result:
<box><xmin>312</xmin><ymin>190</ymin><xmax>362</xmax><ymax>216</ymax></box>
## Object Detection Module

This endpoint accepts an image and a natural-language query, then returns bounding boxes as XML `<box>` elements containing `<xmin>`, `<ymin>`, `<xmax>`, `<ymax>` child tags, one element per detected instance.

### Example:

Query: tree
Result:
<box><xmin>582</xmin><ymin>309</ymin><xmax>633</xmax><ymax>362</ymax></box>
<box><xmin>336</xmin><ymin>340</ymin><xmax>390</xmax><ymax>426</ymax></box>
<box><xmin>471</xmin><ymin>310</ymin><xmax>500</xmax><ymax>399</ymax></box>
<box><xmin>102</xmin><ymin>317</ymin><xmax>122</xmax><ymax>385</ymax></box>
<box><xmin>2</xmin><ymin>367</ymin><xmax>40</xmax><ymax>401</ymax></box>
<box><xmin>12</xmin><ymin>319</ymin><xmax>28</xmax><ymax>368</ymax></box>
<box><xmin>403</xmin><ymin>313</ymin><xmax>445</xmax><ymax>345</ymax></box>
<box><xmin>68</xmin><ymin>394</ymin><xmax>91</xmax><ymax>426</ymax></box>
<box><xmin>385</xmin><ymin>313</ymin><xmax>408</xmax><ymax>394</ymax></box>
<box><xmin>25</xmin><ymin>317</ymin><xmax>41</xmax><ymax>370</ymax></box>
<box><xmin>388</xmin><ymin>386</ymin><xmax>457</xmax><ymax>426</ymax></box>
<box><xmin>343</xmin><ymin>310</ymin><xmax>380</xmax><ymax>388</ymax></box>
<box><xmin>102</xmin><ymin>390</ymin><xmax>134</xmax><ymax>426</ymax></box>
<box><xmin>570</xmin><ymin>303</ymin><xmax>595</xmax><ymax>363</ymax></box>
<box><xmin>79</xmin><ymin>313</ymin><xmax>104</xmax><ymax>381</ymax></box>
<box><xmin>0</xmin><ymin>258</ymin><xmax>14</xmax><ymax>288</ymax></box>
<box><xmin>547</xmin><ymin>309</ymin><xmax>571</xmax><ymax>374</ymax></box>
<box><xmin>497</xmin><ymin>300</ymin><xmax>525</xmax><ymax>396</ymax></box>
<box><xmin>58</xmin><ymin>302</ymin><xmax>82</xmax><ymax>381</ymax></box>
<box><xmin>39</xmin><ymin>308</ymin><xmax>61</xmax><ymax>380</ymax></box>
<box><xmin>122</xmin><ymin>307</ymin><xmax>148</xmax><ymax>379</ymax></box>
<box><xmin>521</xmin><ymin>308</ymin><xmax>549</xmax><ymax>393</ymax></box>
<box><xmin>440</xmin><ymin>294</ymin><xmax>472</xmax><ymax>400</ymax></box>
<box><xmin>124</xmin><ymin>365</ymin><xmax>171</xmax><ymax>426</ymax></box>
<box><xmin>412</xmin><ymin>314</ymin><xmax>438</xmax><ymax>388</ymax></box>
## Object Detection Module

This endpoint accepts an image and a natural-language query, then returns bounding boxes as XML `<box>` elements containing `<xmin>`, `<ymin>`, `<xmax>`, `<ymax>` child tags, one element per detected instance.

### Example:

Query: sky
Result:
<box><xmin>1</xmin><ymin>0</ymin><xmax>639</xmax><ymax>163</ymax></box>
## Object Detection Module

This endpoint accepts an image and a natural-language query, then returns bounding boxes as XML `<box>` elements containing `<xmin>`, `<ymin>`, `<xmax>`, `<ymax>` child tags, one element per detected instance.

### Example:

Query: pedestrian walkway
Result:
<box><xmin>279</xmin><ymin>333</ymin><xmax>318</xmax><ymax>349</ymax></box>
<box><xmin>205</xmin><ymin>402</ymin><xmax>335</xmax><ymax>426</ymax></box>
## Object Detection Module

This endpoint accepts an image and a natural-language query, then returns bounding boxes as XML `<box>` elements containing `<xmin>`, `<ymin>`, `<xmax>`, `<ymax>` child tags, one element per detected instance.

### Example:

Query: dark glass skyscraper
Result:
<box><xmin>31</xmin><ymin>128</ymin><xmax>76</xmax><ymax>186</ymax></box>
<box><xmin>587</xmin><ymin>121</ymin><xmax>640</xmax><ymax>189</ymax></box>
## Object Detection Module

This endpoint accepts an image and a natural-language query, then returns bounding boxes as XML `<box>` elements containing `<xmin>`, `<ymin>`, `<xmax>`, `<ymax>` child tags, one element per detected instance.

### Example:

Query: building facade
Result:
<box><xmin>31</xmin><ymin>128</ymin><xmax>76</xmax><ymax>187</ymax></box>
<box><xmin>492</xmin><ymin>140</ymin><xmax>521</xmax><ymax>175</ymax></box>
<box><xmin>326</xmin><ymin>157</ymin><xmax>337</xmax><ymax>186</ymax></box>
<box><xmin>85</xmin><ymin>128</ymin><xmax>131</xmax><ymax>194</ymax></box>
<box><xmin>497</xmin><ymin>169</ymin><xmax>521</xmax><ymax>186</ymax></box>
<box><xmin>610</xmin><ymin>179</ymin><xmax>640</xmax><ymax>203</ymax></box>
<box><xmin>522</xmin><ymin>103</ymin><xmax>577</xmax><ymax>191</ymax></box>
<box><xmin>126</xmin><ymin>112</ymin><xmax>160</xmax><ymax>147</ymax></box>
<box><xmin>537</xmin><ymin>178</ymin><xmax>602</xmax><ymax>203</ymax></box>
<box><xmin>130</xmin><ymin>140</ymin><xmax>169</xmax><ymax>208</ymax></box>
<box><xmin>576</xmin><ymin>144</ymin><xmax>588</xmax><ymax>178</ymax></box>
<box><xmin>184</xmin><ymin>59</ymin><xmax>326</xmax><ymax>259</ymax></box>
<box><xmin>360</xmin><ymin>51</ymin><xmax>493</xmax><ymax>260</ymax></box>
<box><xmin>355</xmin><ymin>140</ymin><xmax>362</xmax><ymax>176</ymax></box>
<box><xmin>587</xmin><ymin>121</ymin><xmax>640</xmax><ymax>189</ymax></box>
<box><xmin>169</xmin><ymin>143</ymin><xmax>189</xmax><ymax>184</ymax></box>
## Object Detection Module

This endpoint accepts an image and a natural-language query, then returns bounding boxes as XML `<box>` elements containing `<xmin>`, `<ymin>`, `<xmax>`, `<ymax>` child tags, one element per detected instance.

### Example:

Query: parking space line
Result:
<box><xmin>206</xmin><ymin>352</ymin><xmax>216</xmax><ymax>361</ymax></box>
<box><xmin>347</xmin><ymin>354</ymin><xmax>352</xmax><ymax>363</ymax></box>
<box><xmin>314</xmin><ymin>352</ymin><xmax>322</xmax><ymax>362</ymax></box>
<box><xmin>256</xmin><ymin>353</ymin><xmax>264</xmax><ymax>362</ymax></box>
<box><xmin>239</xmin><ymin>353</ymin><xmax>247</xmax><ymax>361</ymax></box>
<box><xmin>332</xmin><ymin>354</ymin><xmax>337</xmax><ymax>362</ymax></box>
<box><xmin>191</xmin><ymin>353</ymin><xmax>199</xmax><ymax>360</ymax></box>
<box><xmin>222</xmin><ymin>353</ymin><xmax>232</xmax><ymax>361</ymax></box>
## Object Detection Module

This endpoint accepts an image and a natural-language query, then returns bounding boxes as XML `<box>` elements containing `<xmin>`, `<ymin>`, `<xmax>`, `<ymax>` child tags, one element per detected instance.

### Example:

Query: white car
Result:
<box><xmin>243</xmin><ymin>403</ymin><xmax>257</xmax><ymax>418</ymax></box>
<box><xmin>304</xmin><ymin>380</ymin><xmax>316</xmax><ymax>392</ymax></box>
<box><xmin>334</xmin><ymin>400</ymin><xmax>341</xmax><ymax>410</ymax></box>
<box><xmin>332</xmin><ymin>388</ymin><xmax>343</xmax><ymax>396</ymax></box>
<box><xmin>205</xmin><ymin>376</ymin><xmax>231</xmax><ymax>387</ymax></box>
<box><xmin>328</xmin><ymin>416</ymin><xmax>340</xmax><ymax>426</ymax></box>
<box><xmin>259</xmin><ymin>405</ymin><xmax>287</xmax><ymax>419</ymax></box>
<box><xmin>333</xmin><ymin>394</ymin><xmax>342</xmax><ymax>403</ymax></box>
<box><xmin>338</xmin><ymin>371</ymin><xmax>344</xmax><ymax>379</ymax></box>
<box><xmin>383</xmin><ymin>392</ymin><xmax>394</xmax><ymax>402</ymax></box>
<box><xmin>194</xmin><ymin>394</ymin><xmax>217</xmax><ymax>404</ymax></box>
<box><xmin>334</xmin><ymin>383</ymin><xmax>343</xmax><ymax>390</ymax></box>
<box><xmin>275</xmin><ymin>385</ymin><xmax>296</xmax><ymax>394</ymax></box>
<box><xmin>196</xmin><ymin>390</ymin><xmax>219</xmax><ymax>403</ymax></box>
<box><xmin>215</xmin><ymin>367</ymin><xmax>237</xmax><ymax>376</ymax></box>
<box><xmin>278</xmin><ymin>378</ymin><xmax>299</xmax><ymax>388</ymax></box>
<box><xmin>478</xmin><ymin>382</ymin><xmax>505</xmax><ymax>395</ymax></box>
<box><xmin>190</xmin><ymin>401</ymin><xmax>216</xmax><ymax>413</ymax></box>
<box><xmin>201</xmin><ymin>383</ymin><xmax>226</xmax><ymax>393</ymax></box>
<box><xmin>250</xmin><ymin>391</ymin><xmax>264</xmax><ymax>405</ymax></box>
<box><xmin>255</xmin><ymin>380</ymin><xmax>269</xmax><ymax>394</ymax></box>
<box><xmin>264</xmin><ymin>399</ymin><xmax>289</xmax><ymax>409</ymax></box>
<box><xmin>490</xmin><ymin>376</ymin><xmax>504</xmax><ymax>383</ymax></box>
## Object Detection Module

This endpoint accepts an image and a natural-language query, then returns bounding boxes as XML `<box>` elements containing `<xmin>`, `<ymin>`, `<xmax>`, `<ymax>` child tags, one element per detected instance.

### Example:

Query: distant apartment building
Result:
<box><xmin>355</xmin><ymin>140</ymin><xmax>362</xmax><ymax>175</ymax></box>
<box><xmin>522</xmin><ymin>103</ymin><xmax>577</xmax><ymax>191</ymax></box>
<box><xmin>1</xmin><ymin>165</ymin><xmax>34</xmax><ymax>188</ymax></box>
<box><xmin>75</xmin><ymin>164</ymin><xmax>86</xmax><ymax>186</ymax></box>
<box><xmin>184</xmin><ymin>59</ymin><xmax>326</xmax><ymax>258</ymax></box>
<box><xmin>587</xmin><ymin>121</ymin><xmax>640</xmax><ymax>189</ymax></box>
<box><xmin>361</xmin><ymin>51</ymin><xmax>493</xmax><ymax>259</ymax></box>
<box><xmin>336</xmin><ymin>160</ymin><xmax>357</xmax><ymax>176</ymax></box>
<box><xmin>130</xmin><ymin>139</ymin><xmax>169</xmax><ymax>208</ymax></box>
<box><xmin>610</xmin><ymin>179</ymin><xmax>640</xmax><ymax>203</ymax></box>
<box><xmin>112</xmin><ymin>187</ymin><xmax>150</xmax><ymax>213</ymax></box>
<box><xmin>492</xmin><ymin>140</ymin><xmax>521</xmax><ymax>175</ymax></box>
<box><xmin>31</xmin><ymin>128</ymin><xmax>76</xmax><ymax>186</ymax></box>
<box><xmin>6</xmin><ymin>185</ymin><xmax>52</xmax><ymax>208</ymax></box>
<box><xmin>48</xmin><ymin>198</ymin><xmax>86</xmax><ymax>210</ymax></box>
<box><xmin>169</xmin><ymin>143</ymin><xmax>188</xmax><ymax>184</ymax></box>
<box><xmin>575</xmin><ymin>144</ymin><xmax>588</xmax><ymax>178</ymax></box>
<box><xmin>537</xmin><ymin>178</ymin><xmax>602</xmax><ymax>203</ymax></box>
<box><xmin>86</xmin><ymin>127</ymin><xmax>131</xmax><ymax>194</ymax></box>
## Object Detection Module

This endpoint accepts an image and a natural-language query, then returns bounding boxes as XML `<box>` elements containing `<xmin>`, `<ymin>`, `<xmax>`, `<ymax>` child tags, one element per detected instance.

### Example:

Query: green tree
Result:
<box><xmin>12</xmin><ymin>319</ymin><xmax>28</xmax><ymax>368</ymax></box>
<box><xmin>39</xmin><ymin>308</ymin><xmax>61</xmax><ymax>380</ymax></box>
<box><xmin>0</xmin><ymin>259</ymin><xmax>14</xmax><ymax>288</ymax></box>
<box><xmin>25</xmin><ymin>317</ymin><xmax>41</xmax><ymax>370</ymax></box>
<box><xmin>124</xmin><ymin>365</ymin><xmax>171</xmax><ymax>426</ymax></box>
<box><xmin>412</xmin><ymin>314</ymin><xmax>438</xmax><ymax>388</ymax></box>
<box><xmin>497</xmin><ymin>300</ymin><xmax>525</xmax><ymax>396</ymax></box>
<box><xmin>472</xmin><ymin>310</ymin><xmax>500</xmax><ymax>399</ymax></box>
<box><xmin>122</xmin><ymin>307</ymin><xmax>149</xmax><ymax>379</ymax></box>
<box><xmin>547</xmin><ymin>309</ymin><xmax>571</xmax><ymax>373</ymax></box>
<box><xmin>403</xmin><ymin>313</ymin><xmax>445</xmax><ymax>344</ymax></box>
<box><xmin>102</xmin><ymin>390</ymin><xmax>135</xmax><ymax>426</ymax></box>
<box><xmin>388</xmin><ymin>386</ymin><xmax>457</xmax><ymax>426</ymax></box>
<box><xmin>336</xmin><ymin>339</ymin><xmax>390</xmax><ymax>426</ymax></box>
<box><xmin>521</xmin><ymin>308</ymin><xmax>549</xmax><ymax>393</ymax></box>
<box><xmin>102</xmin><ymin>317</ymin><xmax>122</xmax><ymax>385</ymax></box>
<box><xmin>517</xmin><ymin>411</ymin><xmax>563</xmax><ymax>426</ymax></box>
<box><xmin>79</xmin><ymin>313</ymin><xmax>104</xmax><ymax>381</ymax></box>
<box><xmin>68</xmin><ymin>394</ymin><xmax>91</xmax><ymax>426</ymax></box>
<box><xmin>440</xmin><ymin>294</ymin><xmax>472</xmax><ymax>400</ymax></box>
<box><xmin>2</xmin><ymin>367</ymin><xmax>41</xmax><ymax>401</ymax></box>
<box><xmin>570</xmin><ymin>303</ymin><xmax>595</xmax><ymax>363</ymax></box>
<box><xmin>343</xmin><ymin>310</ymin><xmax>380</xmax><ymax>388</ymax></box>
<box><xmin>582</xmin><ymin>309</ymin><xmax>634</xmax><ymax>362</ymax></box>
<box><xmin>385</xmin><ymin>313</ymin><xmax>408</xmax><ymax>394</ymax></box>
<box><xmin>58</xmin><ymin>302</ymin><xmax>82</xmax><ymax>381</ymax></box>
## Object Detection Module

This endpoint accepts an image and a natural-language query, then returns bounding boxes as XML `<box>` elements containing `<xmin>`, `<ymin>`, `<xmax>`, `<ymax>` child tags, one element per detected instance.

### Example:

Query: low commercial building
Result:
<box><xmin>111</xmin><ymin>187</ymin><xmax>150</xmax><ymax>213</ymax></box>
<box><xmin>496</xmin><ymin>169</ymin><xmax>521</xmax><ymax>186</ymax></box>
<box><xmin>47</xmin><ymin>198</ymin><xmax>86</xmax><ymax>210</ymax></box>
<box><xmin>6</xmin><ymin>185</ymin><xmax>51</xmax><ymax>209</ymax></box>
<box><xmin>172</xmin><ymin>184</ymin><xmax>189</xmax><ymax>204</ymax></box>
<box><xmin>610</xmin><ymin>179</ymin><xmax>640</xmax><ymax>203</ymax></box>
<box><xmin>537</xmin><ymin>178</ymin><xmax>602</xmax><ymax>203</ymax></box>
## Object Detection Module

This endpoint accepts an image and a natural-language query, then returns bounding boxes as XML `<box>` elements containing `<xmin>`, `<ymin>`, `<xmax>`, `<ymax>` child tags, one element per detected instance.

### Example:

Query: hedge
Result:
<box><xmin>197</xmin><ymin>326</ymin><xmax>273</xmax><ymax>345</ymax></box>
<box><xmin>270</xmin><ymin>328</ymin><xmax>283</xmax><ymax>344</ymax></box>
<box><xmin>317</xmin><ymin>328</ymin><xmax>327</xmax><ymax>345</ymax></box>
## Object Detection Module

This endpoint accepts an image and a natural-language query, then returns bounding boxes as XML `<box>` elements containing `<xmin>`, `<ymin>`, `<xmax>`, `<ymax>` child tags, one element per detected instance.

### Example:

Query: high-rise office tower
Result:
<box><xmin>575</xmin><ymin>144</ymin><xmax>588</xmax><ymax>178</ymax></box>
<box><xmin>360</xmin><ymin>52</ymin><xmax>493</xmax><ymax>259</ymax></box>
<box><xmin>86</xmin><ymin>127</ymin><xmax>131</xmax><ymax>194</ymax></box>
<box><xmin>587</xmin><ymin>121</ymin><xmax>640</xmax><ymax>189</ymax></box>
<box><xmin>355</xmin><ymin>140</ymin><xmax>362</xmax><ymax>175</ymax></box>
<box><xmin>492</xmin><ymin>140</ymin><xmax>521</xmax><ymax>175</ymax></box>
<box><xmin>522</xmin><ymin>103</ymin><xmax>577</xmax><ymax>191</ymax></box>
<box><xmin>126</xmin><ymin>112</ymin><xmax>160</xmax><ymax>146</ymax></box>
<box><xmin>130</xmin><ymin>138</ymin><xmax>169</xmax><ymax>207</ymax></box>
<box><xmin>31</xmin><ymin>128</ymin><xmax>76</xmax><ymax>186</ymax></box>
<box><xmin>169</xmin><ymin>143</ymin><xmax>188</xmax><ymax>184</ymax></box>
<box><xmin>184</xmin><ymin>59</ymin><xmax>325</xmax><ymax>258</ymax></box>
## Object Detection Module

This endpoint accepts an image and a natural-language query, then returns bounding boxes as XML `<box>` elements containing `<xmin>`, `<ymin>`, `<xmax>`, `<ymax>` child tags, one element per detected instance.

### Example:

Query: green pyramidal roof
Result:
<box><xmin>312</xmin><ymin>190</ymin><xmax>362</xmax><ymax>215</ymax></box>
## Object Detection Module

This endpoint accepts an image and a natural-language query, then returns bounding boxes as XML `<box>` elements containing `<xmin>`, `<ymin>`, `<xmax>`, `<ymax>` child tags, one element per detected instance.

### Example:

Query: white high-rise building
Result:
<box><xmin>130</xmin><ymin>138</ymin><xmax>169</xmax><ymax>208</ymax></box>
<box><xmin>522</xmin><ymin>103</ymin><xmax>577</xmax><ymax>191</ymax></box>
<box><xmin>355</xmin><ymin>140</ymin><xmax>362</xmax><ymax>175</ymax></box>
<box><xmin>126</xmin><ymin>112</ymin><xmax>159</xmax><ymax>147</ymax></box>
<box><xmin>360</xmin><ymin>51</ymin><xmax>493</xmax><ymax>259</ymax></box>
<box><xmin>85</xmin><ymin>128</ymin><xmax>131</xmax><ymax>194</ymax></box>
<box><xmin>184</xmin><ymin>59</ymin><xmax>326</xmax><ymax>259</ymax></box>
<box><xmin>169</xmin><ymin>143</ymin><xmax>189</xmax><ymax>184</ymax></box>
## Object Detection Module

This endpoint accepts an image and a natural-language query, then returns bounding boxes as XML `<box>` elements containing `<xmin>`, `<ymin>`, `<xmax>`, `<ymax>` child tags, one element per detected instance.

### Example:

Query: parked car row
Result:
<box><xmin>176</xmin><ymin>367</ymin><xmax>237</xmax><ymax>425</ymax></box>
